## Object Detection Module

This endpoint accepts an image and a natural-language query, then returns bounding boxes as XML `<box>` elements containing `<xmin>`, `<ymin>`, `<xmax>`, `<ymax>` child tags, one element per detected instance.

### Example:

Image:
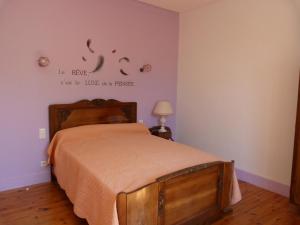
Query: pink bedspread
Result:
<box><xmin>48</xmin><ymin>123</ymin><xmax>241</xmax><ymax>225</ymax></box>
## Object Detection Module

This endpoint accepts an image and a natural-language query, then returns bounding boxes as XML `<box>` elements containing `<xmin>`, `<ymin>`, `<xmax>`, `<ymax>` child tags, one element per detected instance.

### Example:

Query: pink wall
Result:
<box><xmin>0</xmin><ymin>0</ymin><xmax>178</xmax><ymax>191</ymax></box>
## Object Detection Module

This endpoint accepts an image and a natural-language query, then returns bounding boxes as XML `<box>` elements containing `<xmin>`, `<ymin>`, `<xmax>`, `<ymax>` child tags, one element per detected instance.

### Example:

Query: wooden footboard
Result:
<box><xmin>117</xmin><ymin>161</ymin><xmax>234</xmax><ymax>225</ymax></box>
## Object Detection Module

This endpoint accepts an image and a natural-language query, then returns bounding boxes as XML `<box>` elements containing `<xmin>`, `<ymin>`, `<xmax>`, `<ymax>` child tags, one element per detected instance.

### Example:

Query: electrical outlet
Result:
<box><xmin>39</xmin><ymin>128</ymin><xmax>46</xmax><ymax>139</ymax></box>
<box><xmin>138</xmin><ymin>119</ymin><xmax>144</xmax><ymax>124</ymax></box>
<box><xmin>40</xmin><ymin>161</ymin><xmax>48</xmax><ymax>167</ymax></box>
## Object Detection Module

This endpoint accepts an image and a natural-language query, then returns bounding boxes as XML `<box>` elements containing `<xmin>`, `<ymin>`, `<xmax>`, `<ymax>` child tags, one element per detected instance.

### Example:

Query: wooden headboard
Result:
<box><xmin>49</xmin><ymin>99</ymin><xmax>137</xmax><ymax>140</ymax></box>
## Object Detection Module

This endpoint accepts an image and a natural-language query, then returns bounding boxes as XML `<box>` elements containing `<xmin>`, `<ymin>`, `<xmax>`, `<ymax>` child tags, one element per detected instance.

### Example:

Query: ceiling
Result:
<box><xmin>138</xmin><ymin>0</ymin><xmax>215</xmax><ymax>12</ymax></box>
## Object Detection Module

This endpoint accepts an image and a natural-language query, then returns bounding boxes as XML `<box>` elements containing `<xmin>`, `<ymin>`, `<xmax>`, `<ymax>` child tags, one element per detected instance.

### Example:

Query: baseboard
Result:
<box><xmin>0</xmin><ymin>168</ymin><xmax>290</xmax><ymax>197</ymax></box>
<box><xmin>0</xmin><ymin>170</ymin><xmax>50</xmax><ymax>192</ymax></box>
<box><xmin>236</xmin><ymin>169</ymin><xmax>290</xmax><ymax>197</ymax></box>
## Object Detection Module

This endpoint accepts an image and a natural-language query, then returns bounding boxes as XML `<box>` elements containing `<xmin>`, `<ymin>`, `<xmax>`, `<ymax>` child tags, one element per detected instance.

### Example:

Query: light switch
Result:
<box><xmin>39</xmin><ymin>128</ymin><xmax>46</xmax><ymax>139</ymax></box>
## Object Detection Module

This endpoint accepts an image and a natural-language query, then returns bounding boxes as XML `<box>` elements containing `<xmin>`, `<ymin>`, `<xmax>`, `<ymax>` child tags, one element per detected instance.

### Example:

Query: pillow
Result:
<box><xmin>48</xmin><ymin>123</ymin><xmax>150</xmax><ymax>164</ymax></box>
<box><xmin>54</xmin><ymin>123</ymin><xmax>150</xmax><ymax>140</ymax></box>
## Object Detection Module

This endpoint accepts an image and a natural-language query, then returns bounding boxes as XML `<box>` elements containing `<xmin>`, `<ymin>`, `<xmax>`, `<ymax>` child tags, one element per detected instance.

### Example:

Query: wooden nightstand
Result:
<box><xmin>149</xmin><ymin>126</ymin><xmax>173</xmax><ymax>141</ymax></box>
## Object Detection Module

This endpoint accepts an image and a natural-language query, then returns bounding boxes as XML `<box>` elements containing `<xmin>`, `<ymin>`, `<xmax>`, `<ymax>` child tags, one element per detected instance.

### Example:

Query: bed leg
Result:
<box><xmin>223</xmin><ymin>207</ymin><xmax>233</xmax><ymax>214</ymax></box>
<box><xmin>220</xmin><ymin>161</ymin><xmax>234</xmax><ymax>210</ymax></box>
<box><xmin>117</xmin><ymin>193</ymin><xmax>127</xmax><ymax>225</ymax></box>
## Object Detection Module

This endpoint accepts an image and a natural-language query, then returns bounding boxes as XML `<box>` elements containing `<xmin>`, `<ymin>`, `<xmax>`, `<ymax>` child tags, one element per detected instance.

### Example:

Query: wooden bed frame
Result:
<box><xmin>49</xmin><ymin>99</ymin><xmax>234</xmax><ymax>225</ymax></box>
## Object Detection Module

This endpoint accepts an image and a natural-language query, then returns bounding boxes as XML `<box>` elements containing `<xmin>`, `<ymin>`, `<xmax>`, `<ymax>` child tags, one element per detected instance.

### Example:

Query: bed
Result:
<box><xmin>48</xmin><ymin>99</ymin><xmax>241</xmax><ymax>225</ymax></box>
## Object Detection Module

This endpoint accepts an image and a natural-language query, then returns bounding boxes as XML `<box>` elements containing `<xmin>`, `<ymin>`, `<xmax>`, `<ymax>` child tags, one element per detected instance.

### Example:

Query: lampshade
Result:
<box><xmin>153</xmin><ymin>101</ymin><xmax>173</xmax><ymax>116</ymax></box>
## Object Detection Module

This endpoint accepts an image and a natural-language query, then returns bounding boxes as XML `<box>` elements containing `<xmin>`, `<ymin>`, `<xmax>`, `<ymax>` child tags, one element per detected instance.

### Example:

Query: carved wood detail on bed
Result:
<box><xmin>117</xmin><ymin>161</ymin><xmax>234</xmax><ymax>225</ymax></box>
<box><xmin>49</xmin><ymin>99</ymin><xmax>137</xmax><ymax>140</ymax></box>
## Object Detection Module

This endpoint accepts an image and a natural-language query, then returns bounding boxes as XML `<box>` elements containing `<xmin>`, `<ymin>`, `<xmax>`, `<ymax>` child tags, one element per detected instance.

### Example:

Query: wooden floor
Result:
<box><xmin>0</xmin><ymin>181</ymin><xmax>299</xmax><ymax>225</ymax></box>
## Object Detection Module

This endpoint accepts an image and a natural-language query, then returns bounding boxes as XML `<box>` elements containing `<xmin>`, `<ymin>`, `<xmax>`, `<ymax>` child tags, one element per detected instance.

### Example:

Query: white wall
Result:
<box><xmin>177</xmin><ymin>0</ymin><xmax>300</xmax><ymax>186</ymax></box>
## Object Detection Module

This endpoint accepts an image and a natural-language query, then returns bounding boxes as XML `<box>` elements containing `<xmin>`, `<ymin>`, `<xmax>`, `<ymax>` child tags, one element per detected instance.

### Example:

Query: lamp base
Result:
<box><xmin>159</xmin><ymin>116</ymin><xmax>167</xmax><ymax>133</ymax></box>
<box><xmin>159</xmin><ymin>126</ymin><xmax>167</xmax><ymax>133</ymax></box>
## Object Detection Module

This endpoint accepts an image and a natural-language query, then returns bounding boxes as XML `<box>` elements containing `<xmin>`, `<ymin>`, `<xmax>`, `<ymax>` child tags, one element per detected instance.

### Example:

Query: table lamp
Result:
<box><xmin>153</xmin><ymin>100</ymin><xmax>173</xmax><ymax>133</ymax></box>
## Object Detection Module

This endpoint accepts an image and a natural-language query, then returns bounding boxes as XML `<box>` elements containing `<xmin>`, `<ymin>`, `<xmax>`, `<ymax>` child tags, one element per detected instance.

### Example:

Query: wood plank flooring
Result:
<box><xmin>0</xmin><ymin>181</ymin><xmax>299</xmax><ymax>225</ymax></box>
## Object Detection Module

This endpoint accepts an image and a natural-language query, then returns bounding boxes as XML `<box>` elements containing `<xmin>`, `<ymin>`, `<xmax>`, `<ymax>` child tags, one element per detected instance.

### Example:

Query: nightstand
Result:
<box><xmin>149</xmin><ymin>126</ymin><xmax>173</xmax><ymax>141</ymax></box>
